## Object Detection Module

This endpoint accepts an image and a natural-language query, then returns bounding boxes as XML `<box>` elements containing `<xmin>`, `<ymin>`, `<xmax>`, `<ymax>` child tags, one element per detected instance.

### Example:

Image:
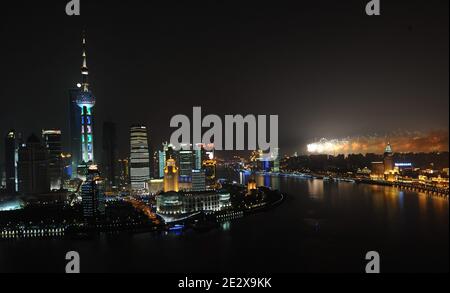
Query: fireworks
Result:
<box><xmin>306</xmin><ymin>130</ymin><xmax>449</xmax><ymax>155</ymax></box>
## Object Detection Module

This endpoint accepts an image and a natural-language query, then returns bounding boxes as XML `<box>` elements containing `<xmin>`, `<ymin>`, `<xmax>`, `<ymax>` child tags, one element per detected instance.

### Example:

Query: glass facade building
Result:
<box><xmin>130</xmin><ymin>125</ymin><xmax>150</xmax><ymax>191</ymax></box>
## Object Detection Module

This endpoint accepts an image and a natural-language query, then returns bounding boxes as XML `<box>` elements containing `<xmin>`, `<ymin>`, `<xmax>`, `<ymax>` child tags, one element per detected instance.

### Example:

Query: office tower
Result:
<box><xmin>194</xmin><ymin>143</ymin><xmax>203</xmax><ymax>170</ymax></box>
<box><xmin>117</xmin><ymin>158</ymin><xmax>130</xmax><ymax>190</ymax></box>
<box><xmin>383</xmin><ymin>142</ymin><xmax>394</xmax><ymax>172</ymax></box>
<box><xmin>4</xmin><ymin>130</ymin><xmax>19</xmax><ymax>194</ymax></box>
<box><xmin>191</xmin><ymin>169</ymin><xmax>206</xmax><ymax>191</ymax></box>
<box><xmin>158</xmin><ymin>150</ymin><xmax>166</xmax><ymax>178</ymax></box>
<box><xmin>80</xmin><ymin>165</ymin><xmax>105</xmax><ymax>220</ymax></box>
<box><xmin>202</xmin><ymin>159</ymin><xmax>217</xmax><ymax>187</ymax></box>
<box><xmin>17</xmin><ymin>134</ymin><xmax>50</xmax><ymax>195</ymax></box>
<box><xmin>179</xmin><ymin>149</ymin><xmax>193</xmax><ymax>181</ymax></box>
<box><xmin>130</xmin><ymin>125</ymin><xmax>150</xmax><ymax>191</ymax></box>
<box><xmin>158</xmin><ymin>142</ymin><xmax>174</xmax><ymax>179</ymax></box>
<box><xmin>152</xmin><ymin>150</ymin><xmax>159</xmax><ymax>179</ymax></box>
<box><xmin>164</xmin><ymin>158</ymin><xmax>179</xmax><ymax>192</ymax></box>
<box><xmin>42</xmin><ymin>129</ymin><xmax>63</xmax><ymax>190</ymax></box>
<box><xmin>102</xmin><ymin>121</ymin><xmax>118</xmax><ymax>190</ymax></box>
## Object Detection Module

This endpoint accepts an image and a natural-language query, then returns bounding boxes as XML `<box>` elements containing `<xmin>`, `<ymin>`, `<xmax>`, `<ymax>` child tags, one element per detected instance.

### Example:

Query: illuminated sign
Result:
<box><xmin>395</xmin><ymin>163</ymin><xmax>412</xmax><ymax>167</ymax></box>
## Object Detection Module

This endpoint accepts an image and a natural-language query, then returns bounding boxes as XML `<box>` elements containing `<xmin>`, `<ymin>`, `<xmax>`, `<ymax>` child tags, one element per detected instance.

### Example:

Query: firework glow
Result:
<box><xmin>306</xmin><ymin>130</ymin><xmax>449</xmax><ymax>155</ymax></box>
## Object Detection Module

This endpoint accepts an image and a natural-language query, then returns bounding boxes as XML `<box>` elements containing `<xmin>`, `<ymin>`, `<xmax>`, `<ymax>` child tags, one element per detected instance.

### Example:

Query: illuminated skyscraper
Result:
<box><xmin>130</xmin><ymin>125</ymin><xmax>150</xmax><ymax>191</ymax></box>
<box><xmin>42</xmin><ymin>129</ymin><xmax>63</xmax><ymax>190</ymax></box>
<box><xmin>179</xmin><ymin>149</ymin><xmax>193</xmax><ymax>181</ymax></box>
<box><xmin>158</xmin><ymin>150</ymin><xmax>166</xmax><ymax>178</ymax></box>
<box><xmin>194</xmin><ymin>144</ymin><xmax>203</xmax><ymax>170</ymax></box>
<box><xmin>164</xmin><ymin>158</ymin><xmax>179</xmax><ymax>192</ymax></box>
<box><xmin>191</xmin><ymin>169</ymin><xmax>206</xmax><ymax>191</ymax></box>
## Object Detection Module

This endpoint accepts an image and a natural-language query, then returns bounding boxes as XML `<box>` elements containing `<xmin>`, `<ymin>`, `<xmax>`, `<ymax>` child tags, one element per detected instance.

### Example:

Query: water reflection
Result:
<box><xmin>237</xmin><ymin>171</ymin><xmax>448</xmax><ymax>228</ymax></box>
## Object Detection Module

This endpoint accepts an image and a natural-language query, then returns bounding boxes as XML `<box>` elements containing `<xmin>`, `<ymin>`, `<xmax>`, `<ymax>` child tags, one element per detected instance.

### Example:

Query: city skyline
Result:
<box><xmin>0</xmin><ymin>0</ymin><xmax>448</xmax><ymax>275</ymax></box>
<box><xmin>0</xmin><ymin>1</ymin><xmax>448</xmax><ymax>159</ymax></box>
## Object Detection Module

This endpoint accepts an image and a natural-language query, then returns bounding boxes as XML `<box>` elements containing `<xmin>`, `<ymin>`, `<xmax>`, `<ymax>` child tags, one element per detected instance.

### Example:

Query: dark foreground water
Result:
<box><xmin>0</xmin><ymin>172</ymin><xmax>448</xmax><ymax>273</ymax></box>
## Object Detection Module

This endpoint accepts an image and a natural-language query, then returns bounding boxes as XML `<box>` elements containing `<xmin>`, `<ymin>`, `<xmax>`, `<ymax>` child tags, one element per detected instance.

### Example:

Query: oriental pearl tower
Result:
<box><xmin>76</xmin><ymin>31</ymin><xmax>96</xmax><ymax>165</ymax></box>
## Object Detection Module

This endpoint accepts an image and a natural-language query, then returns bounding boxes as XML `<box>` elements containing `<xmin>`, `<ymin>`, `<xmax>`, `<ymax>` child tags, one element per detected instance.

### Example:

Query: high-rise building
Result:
<box><xmin>17</xmin><ymin>134</ymin><xmax>50</xmax><ymax>195</ymax></box>
<box><xmin>194</xmin><ymin>143</ymin><xmax>204</xmax><ymax>170</ymax></box>
<box><xmin>179</xmin><ymin>149</ymin><xmax>193</xmax><ymax>181</ymax></box>
<box><xmin>158</xmin><ymin>150</ymin><xmax>166</xmax><ymax>179</ymax></box>
<box><xmin>157</xmin><ymin>142</ymin><xmax>175</xmax><ymax>179</ymax></box>
<box><xmin>152</xmin><ymin>150</ymin><xmax>159</xmax><ymax>179</ymax></box>
<box><xmin>4</xmin><ymin>130</ymin><xmax>20</xmax><ymax>194</ymax></box>
<box><xmin>80</xmin><ymin>165</ymin><xmax>105</xmax><ymax>221</ymax></box>
<box><xmin>191</xmin><ymin>169</ymin><xmax>206</xmax><ymax>191</ymax></box>
<box><xmin>130</xmin><ymin>125</ymin><xmax>150</xmax><ymax>192</ymax></box>
<box><xmin>117</xmin><ymin>158</ymin><xmax>130</xmax><ymax>190</ymax></box>
<box><xmin>42</xmin><ymin>129</ymin><xmax>63</xmax><ymax>190</ymax></box>
<box><xmin>164</xmin><ymin>158</ymin><xmax>179</xmax><ymax>192</ymax></box>
<box><xmin>102</xmin><ymin>121</ymin><xmax>118</xmax><ymax>191</ymax></box>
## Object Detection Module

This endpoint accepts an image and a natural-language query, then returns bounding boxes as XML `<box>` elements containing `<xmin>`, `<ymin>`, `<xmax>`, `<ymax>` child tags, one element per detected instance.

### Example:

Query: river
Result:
<box><xmin>0</xmin><ymin>171</ymin><xmax>448</xmax><ymax>273</ymax></box>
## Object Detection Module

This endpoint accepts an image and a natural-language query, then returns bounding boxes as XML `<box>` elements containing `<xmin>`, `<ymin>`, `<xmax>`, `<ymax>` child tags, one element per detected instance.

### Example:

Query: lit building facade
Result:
<box><xmin>156</xmin><ymin>190</ymin><xmax>231</xmax><ymax>215</ymax></box>
<box><xmin>383</xmin><ymin>143</ymin><xmax>394</xmax><ymax>173</ymax></box>
<box><xmin>42</xmin><ymin>129</ymin><xmax>63</xmax><ymax>190</ymax></box>
<box><xmin>80</xmin><ymin>165</ymin><xmax>106</xmax><ymax>220</ymax></box>
<box><xmin>194</xmin><ymin>143</ymin><xmax>204</xmax><ymax>170</ymax></box>
<box><xmin>191</xmin><ymin>169</ymin><xmax>206</xmax><ymax>191</ymax></box>
<box><xmin>164</xmin><ymin>158</ymin><xmax>179</xmax><ymax>192</ymax></box>
<box><xmin>247</xmin><ymin>178</ymin><xmax>257</xmax><ymax>195</ymax></box>
<box><xmin>203</xmin><ymin>159</ymin><xmax>216</xmax><ymax>187</ymax></box>
<box><xmin>157</xmin><ymin>150</ymin><xmax>166</xmax><ymax>179</ymax></box>
<box><xmin>179</xmin><ymin>149</ymin><xmax>193</xmax><ymax>181</ymax></box>
<box><xmin>130</xmin><ymin>125</ymin><xmax>151</xmax><ymax>192</ymax></box>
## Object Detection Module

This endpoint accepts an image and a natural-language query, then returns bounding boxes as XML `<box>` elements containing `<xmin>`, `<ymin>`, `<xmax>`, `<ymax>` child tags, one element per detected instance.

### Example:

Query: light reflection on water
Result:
<box><xmin>237</xmin><ymin>171</ymin><xmax>448</xmax><ymax>224</ymax></box>
<box><xmin>0</xmin><ymin>170</ymin><xmax>447</xmax><ymax>273</ymax></box>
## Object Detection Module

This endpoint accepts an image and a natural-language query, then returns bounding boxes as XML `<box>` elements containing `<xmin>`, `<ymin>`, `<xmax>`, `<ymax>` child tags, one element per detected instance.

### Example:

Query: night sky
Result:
<box><xmin>0</xmin><ymin>0</ymin><xmax>448</xmax><ymax>159</ymax></box>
